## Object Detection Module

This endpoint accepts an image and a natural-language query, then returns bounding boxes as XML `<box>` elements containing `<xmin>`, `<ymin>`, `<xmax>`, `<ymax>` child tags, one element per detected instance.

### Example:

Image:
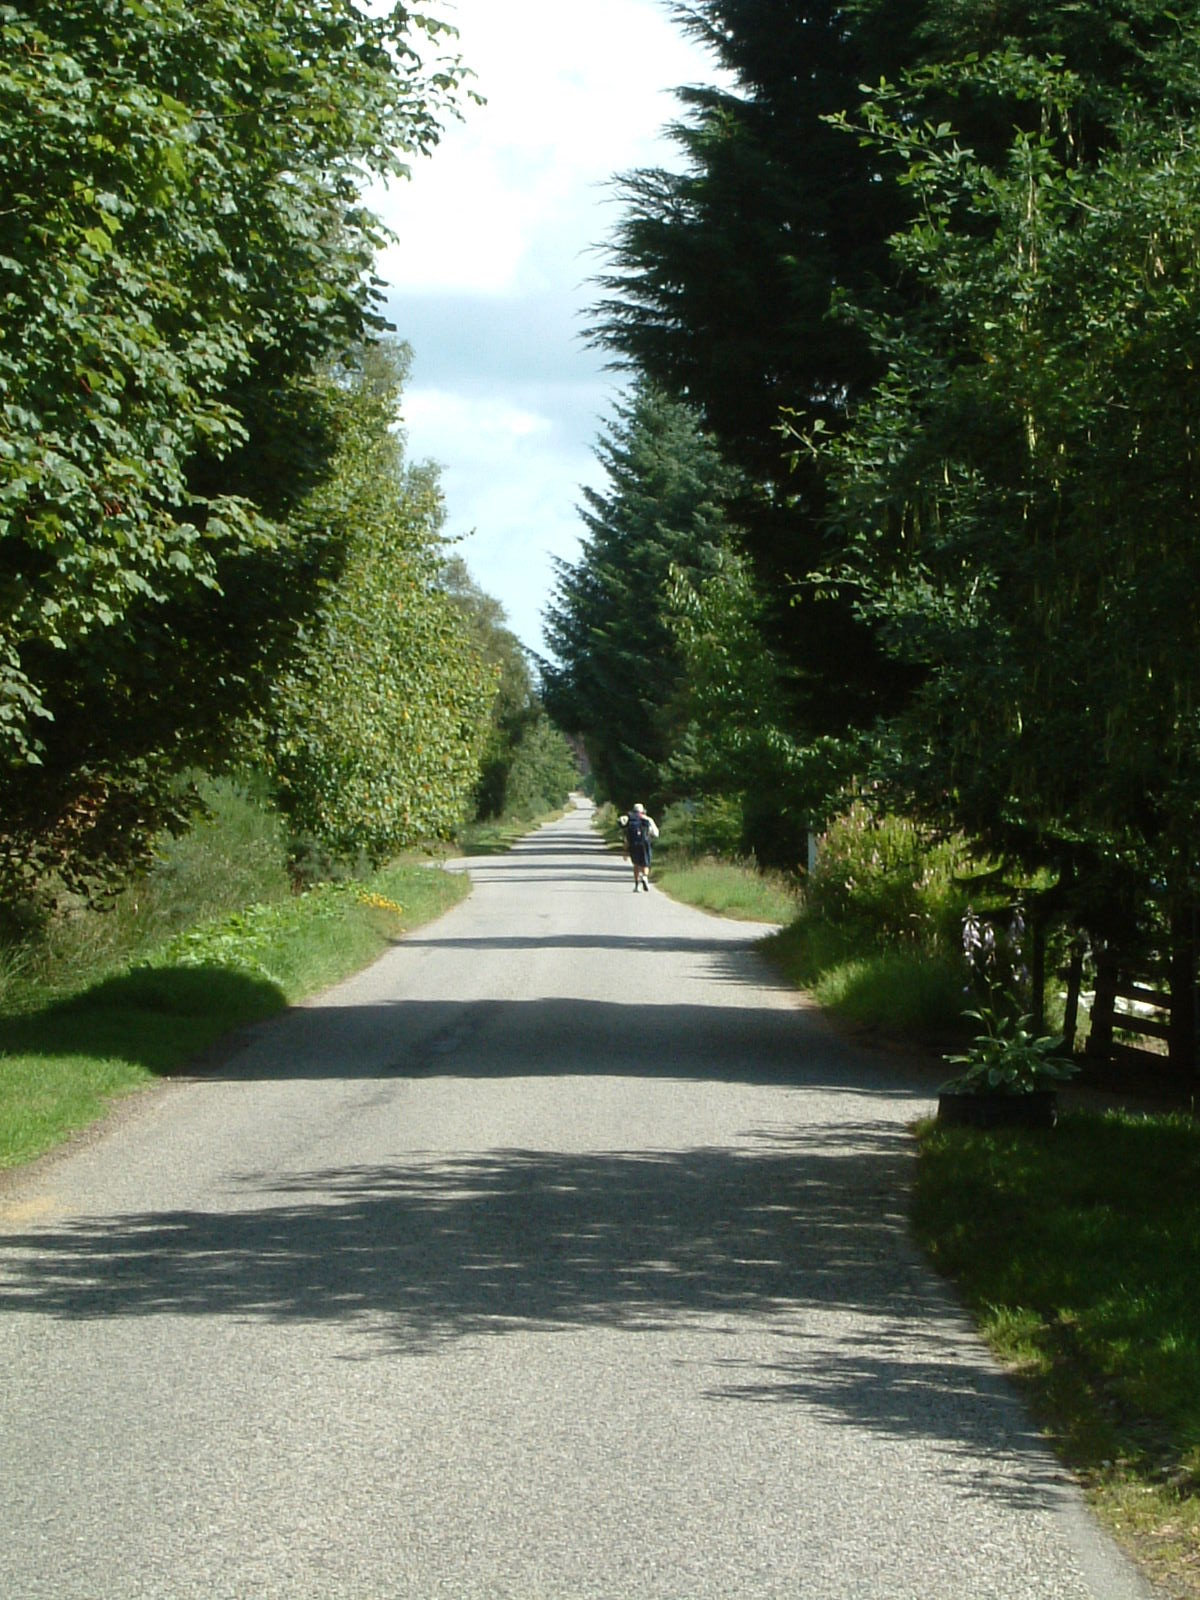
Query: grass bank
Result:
<box><xmin>914</xmin><ymin>1111</ymin><xmax>1200</xmax><ymax>1595</ymax></box>
<box><xmin>0</xmin><ymin>855</ymin><xmax>467</xmax><ymax>1173</ymax></box>
<box><xmin>653</xmin><ymin>856</ymin><xmax>798</xmax><ymax>923</ymax></box>
<box><xmin>763</xmin><ymin>918</ymin><xmax>967</xmax><ymax>1040</ymax></box>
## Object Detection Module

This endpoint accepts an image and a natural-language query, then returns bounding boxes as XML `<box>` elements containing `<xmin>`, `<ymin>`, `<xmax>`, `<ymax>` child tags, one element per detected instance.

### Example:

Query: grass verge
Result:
<box><xmin>456</xmin><ymin>808</ymin><xmax>565</xmax><ymax>855</ymax></box>
<box><xmin>913</xmin><ymin>1111</ymin><xmax>1200</xmax><ymax>1597</ymax></box>
<box><xmin>652</xmin><ymin>855</ymin><xmax>799</xmax><ymax>924</ymax></box>
<box><xmin>763</xmin><ymin>917</ymin><xmax>967</xmax><ymax>1039</ymax></box>
<box><xmin>0</xmin><ymin>860</ymin><xmax>468</xmax><ymax>1172</ymax></box>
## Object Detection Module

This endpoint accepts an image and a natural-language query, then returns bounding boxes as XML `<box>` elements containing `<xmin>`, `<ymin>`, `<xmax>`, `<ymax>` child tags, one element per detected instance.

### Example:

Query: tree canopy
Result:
<box><xmin>588</xmin><ymin>0</ymin><xmax>1200</xmax><ymax>774</ymax></box>
<box><xmin>0</xmin><ymin>0</ymin><xmax>472</xmax><ymax>894</ymax></box>
<box><xmin>810</xmin><ymin>53</ymin><xmax>1200</xmax><ymax>921</ymax></box>
<box><xmin>575</xmin><ymin>0</ymin><xmax>1200</xmax><ymax>911</ymax></box>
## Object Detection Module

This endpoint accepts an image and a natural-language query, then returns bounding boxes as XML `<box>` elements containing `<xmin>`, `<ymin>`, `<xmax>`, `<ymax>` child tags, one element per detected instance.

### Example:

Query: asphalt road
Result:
<box><xmin>0</xmin><ymin>799</ymin><xmax>1158</xmax><ymax>1598</ymax></box>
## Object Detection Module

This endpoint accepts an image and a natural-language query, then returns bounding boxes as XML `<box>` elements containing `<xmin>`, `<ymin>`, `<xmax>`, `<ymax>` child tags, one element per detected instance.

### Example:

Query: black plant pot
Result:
<box><xmin>937</xmin><ymin>1089</ymin><xmax>1058</xmax><ymax>1130</ymax></box>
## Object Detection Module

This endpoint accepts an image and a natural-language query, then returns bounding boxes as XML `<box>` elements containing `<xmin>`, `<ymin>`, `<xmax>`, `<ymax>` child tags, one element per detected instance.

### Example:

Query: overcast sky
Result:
<box><xmin>368</xmin><ymin>1</ymin><xmax>718</xmax><ymax>658</ymax></box>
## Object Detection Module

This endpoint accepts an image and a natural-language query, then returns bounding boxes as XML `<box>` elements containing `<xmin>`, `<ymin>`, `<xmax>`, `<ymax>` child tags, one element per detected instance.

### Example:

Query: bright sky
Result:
<box><xmin>368</xmin><ymin>0</ymin><xmax>718</xmax><ymax>658</ymax></box>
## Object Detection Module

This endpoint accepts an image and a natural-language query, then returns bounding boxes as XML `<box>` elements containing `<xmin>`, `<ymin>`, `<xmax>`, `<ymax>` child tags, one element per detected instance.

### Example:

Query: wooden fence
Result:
<box><xmin>1084</xmin><ymin>918</ymin><xmax>1197</xmax><ymax>1078</ymax></box>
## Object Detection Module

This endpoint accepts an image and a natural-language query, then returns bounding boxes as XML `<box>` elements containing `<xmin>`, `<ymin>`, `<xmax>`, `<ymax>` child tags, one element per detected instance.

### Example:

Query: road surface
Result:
<box><xmin>0</xmin><ymin>799</ymin><xmax>1156</xmax><ymax>1598</ymax></box>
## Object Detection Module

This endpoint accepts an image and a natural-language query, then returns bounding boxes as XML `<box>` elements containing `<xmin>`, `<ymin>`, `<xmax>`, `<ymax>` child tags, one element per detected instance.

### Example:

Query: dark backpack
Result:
<box><xmin>626</xmin><ymin>813</ymin><xmax>648</xmax><ymax>848</ymax></box>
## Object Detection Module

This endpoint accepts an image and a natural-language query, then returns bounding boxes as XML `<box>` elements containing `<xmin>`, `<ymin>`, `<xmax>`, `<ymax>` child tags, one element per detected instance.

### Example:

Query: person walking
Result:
<box><xmin>620</xmin><ymin>802</ymin><xmax>659</xmax><ymax>891</ymax></box>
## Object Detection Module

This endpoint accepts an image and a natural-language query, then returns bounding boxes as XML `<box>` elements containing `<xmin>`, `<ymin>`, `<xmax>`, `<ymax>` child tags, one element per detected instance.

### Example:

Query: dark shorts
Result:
<box><xmin>629</xmin><ymin>842</ymin><xmax>651</xmax><ymax>867</ymax></box>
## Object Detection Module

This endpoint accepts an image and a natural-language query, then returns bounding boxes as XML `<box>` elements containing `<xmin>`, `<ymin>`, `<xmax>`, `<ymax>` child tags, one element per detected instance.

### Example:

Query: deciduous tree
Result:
<box><xmin>268</xmin><ymin>346</ymin><xmax>495</xmax><ymax>861</ymax></box>
<box><xmin>0</xmin><ymin>0</ymin><xmax>469</xmax><ymax>894</ymax></box>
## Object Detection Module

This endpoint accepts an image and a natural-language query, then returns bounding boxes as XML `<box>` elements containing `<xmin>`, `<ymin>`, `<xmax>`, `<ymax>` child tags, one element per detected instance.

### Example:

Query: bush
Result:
<box><xmin>501</xmin><ymin>714</ymin><xmax>580</xmax><ymax>820</ymax></box>
<box><xmin>805</xmin><ymin>802</ymin><xmax>970</xmax><ymax>954</ymax></box>
<box><xmin>1</xmin><ymin>774</ymin><xmax>293</xmax><ymax>1007</ymax></box>
<box><xmin>759</xmin><ymin>803</ymin><xmax>979</xmax><ymax>1040</ymax></box>
<box><xmin>658</xmin><ymin>795</ymin><xmax>744</xmax><ymax>859</ymax></box>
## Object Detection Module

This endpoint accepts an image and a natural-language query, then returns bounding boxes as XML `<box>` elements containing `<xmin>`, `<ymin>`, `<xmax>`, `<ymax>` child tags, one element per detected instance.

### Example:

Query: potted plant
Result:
<box><xmin>939</xmin><ymin>997</ymin><xmax>1079</xmax><ymax>1127</ymax></box>
<box><xmin>938</xmin><ymin>908</ymin><xmax>1079</xmax><ymax>1127</ymax></box>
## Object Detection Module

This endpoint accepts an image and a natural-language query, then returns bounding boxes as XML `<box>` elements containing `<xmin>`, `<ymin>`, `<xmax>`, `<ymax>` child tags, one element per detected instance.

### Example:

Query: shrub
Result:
<box><xmin>2</xmin><ymin>773</ymin><xmax>292</xmax><ymax>1006</ymax></box>
<box><xmin>659</xmin><ymin>795</ymin><xmax>744</xmax><ymax>859</ymax></box>
<box><xmin>805</xmin><ymin>802</ymin><xmax>970</xmax><ymax>954</ymax></box>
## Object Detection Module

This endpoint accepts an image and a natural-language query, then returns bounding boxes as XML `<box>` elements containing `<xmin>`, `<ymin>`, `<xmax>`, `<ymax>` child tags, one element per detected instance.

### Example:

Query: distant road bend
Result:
<box><xmin>0</xmin><ymin>798</ymin><xmax>1156</xmax><ymax>1598</ymax></box>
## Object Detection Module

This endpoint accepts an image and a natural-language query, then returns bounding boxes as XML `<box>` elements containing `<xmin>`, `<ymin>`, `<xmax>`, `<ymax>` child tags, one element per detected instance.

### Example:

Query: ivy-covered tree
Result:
<box><xmin>0</xmin><ymin>0</ymin><xmax>469</xmax><ymax>895</ymax></box>
<box><xmin>268</xmin><ymin>345</ymin><xmax>495</xmax><ymax>861</ymax></box>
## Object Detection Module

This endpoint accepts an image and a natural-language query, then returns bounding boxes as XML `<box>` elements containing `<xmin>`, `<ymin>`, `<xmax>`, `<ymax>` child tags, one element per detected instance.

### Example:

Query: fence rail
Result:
<box><xmin>1085</xmin><ymin>929</ymin><xmax>1197</xmax><ymax>1078</ymax></box>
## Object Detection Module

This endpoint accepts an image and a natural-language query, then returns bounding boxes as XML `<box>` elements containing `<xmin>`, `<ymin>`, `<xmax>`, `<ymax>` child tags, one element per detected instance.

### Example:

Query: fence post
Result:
<box><xmin>1061</xmin><ymin>938</ymin><xmax>1085</xmax><ymax>1055</ymax></box>
<box><xmin>1168</xmin><ymin>908</ymin><xmax>1197</xmax><ymax>1079</ymax></box>
<box><xmin>1086</xmin><ymin>949</ymin><xmax>1118</xmax><ymax>1059</ymax></box>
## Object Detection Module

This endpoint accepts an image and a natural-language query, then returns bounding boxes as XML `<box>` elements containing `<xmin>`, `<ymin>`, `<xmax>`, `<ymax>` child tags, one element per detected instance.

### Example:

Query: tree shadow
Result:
<box><xmin>0</xmin><ymin>1126</ymin><xmax>1060</xmax><ymax>1509</ymax></box>
<box><xmin>704</xmin><ymin>1330</ymin><xmax>1068</xmax><ymax>1511</ymax></box>
<box><xmin>445</xmin><ymin>862</ymin><xmax>630</xmax><ymax>881</ymax></box>
<box><xmin>397</xmin><ymin>932</ymin><xmax>775</xmax><ymax>956</ymax></box>
<box><xmin>0</xmin><ymin>1130</ymin><xmax>908</xmax><ymax>1338</ymax></box>
<box><xmin>170</xmin><ymin>990</ymin><xmax>931</xmax><ymax>1090</ymax></box>
<box><xmin>0</xmin><ymin>965</ymin><xmax>286</xmax><ymax>1071</ymax></box>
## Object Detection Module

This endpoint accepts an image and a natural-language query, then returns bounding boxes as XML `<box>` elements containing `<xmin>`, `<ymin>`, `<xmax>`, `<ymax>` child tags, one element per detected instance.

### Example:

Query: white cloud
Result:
<box><xmin>365</xmin><ymin>1</ymin><xmax>722</xmax><ymax>652</ymax></box>
<box><xmin>373</xmin><ymin>0</ymin><xmax>707</xmax><ymax>297</ymax></box>
<box><xmin>401</xmin><ymin>383</ymin><xmax>607</xmax><ymax>651</ymax></box>
<box><xmin>404</xmin><ymin>389</ymin><xmax>552</xmax><ymax>447</ymax></box>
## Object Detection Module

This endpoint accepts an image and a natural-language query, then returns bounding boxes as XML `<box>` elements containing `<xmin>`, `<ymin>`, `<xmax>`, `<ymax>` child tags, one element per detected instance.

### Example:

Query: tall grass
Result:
<box><xmin>763</xmin><ymin>917</ymin><xmax>968</xmax><ymax>1038</ymax></box>
<box><xmin>654</xmin><ymin>856</ymin><xmax>799</xmax><ymax>923</ymax></box>
<box><xmin>1</xmin><ymin>774</ymin><xmax>292</xmax><ymax>1009</ymax></box>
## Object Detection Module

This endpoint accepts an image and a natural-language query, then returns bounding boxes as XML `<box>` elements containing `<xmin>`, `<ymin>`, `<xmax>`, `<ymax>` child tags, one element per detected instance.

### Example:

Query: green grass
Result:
<box><xmin>0</xmin><ymin>861</ymin><xmax>467</xmax><ymax>1171</ymax></box>
<box><xmin>914</xmin><ymin>1111</ymin><xmax>1200</xmax><ymax>1595</ymax></box>
<box><xmin>653</xmin><ymin>855</ymin><xmax>799</xmax><ymax>923</ymax></box>
<box><xmin>763</xmin><ymin>916</ymin><xmax>967</xmax><ymax>1038</ymax></box>
<box><xmin>456</xmin><ymin>808</ymin><xmax>565</xmax><ymax>855</ymax></box>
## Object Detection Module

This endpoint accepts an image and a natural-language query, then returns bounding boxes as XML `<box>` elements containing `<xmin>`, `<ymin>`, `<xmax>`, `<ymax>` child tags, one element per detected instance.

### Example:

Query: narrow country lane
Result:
<box><xmin>0</xmin><ymin>800</ymin><xmax>1155</xmax><ymax>1599</ymax></box>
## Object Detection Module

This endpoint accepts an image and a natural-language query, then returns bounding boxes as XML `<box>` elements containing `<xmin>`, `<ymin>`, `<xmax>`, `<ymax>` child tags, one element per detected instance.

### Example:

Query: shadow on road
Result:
<box><xmin>174</xmin><ymin>992</ymin><xmax>930</xmax><ymax>1092</ymax></box>
<box><xmin>398</xmin><ymin>933</ymin><xmax>777</xmax><ymax>955</ymax></box>
<box><xmin>0</xmin><ymin>1122</ymin><xmax>1057</xmax><ymax>1507</ymax></box>
<box><xmin>3</xmin><ymin>810</ymin><xmax>1057</xmax><ymax>1513</ymax></box>
<box><xmin>0</xmin><ymin>1127</ymin><xmax>908</xmax><ymax>1333</ymax></box>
